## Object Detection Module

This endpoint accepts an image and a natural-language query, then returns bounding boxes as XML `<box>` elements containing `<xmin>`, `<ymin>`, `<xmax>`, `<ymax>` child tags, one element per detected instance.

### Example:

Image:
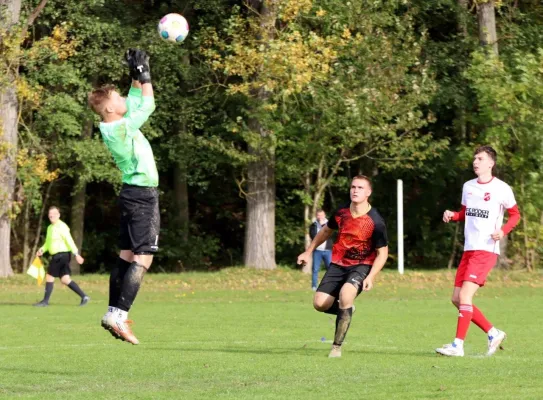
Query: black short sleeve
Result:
<box><xmin>370</xmin><ymin>210</ymin><xmax>388</xmax><ymax>248</ymax></box>
<box><xmin>325</xmin><ymin>205</ymin><xmax>346</xmax><ymax>231</ymax></box>
<box><xmin>326</xmin><ymin>214</ymin><xmax>338</xmax><ymax>230</ymax></box>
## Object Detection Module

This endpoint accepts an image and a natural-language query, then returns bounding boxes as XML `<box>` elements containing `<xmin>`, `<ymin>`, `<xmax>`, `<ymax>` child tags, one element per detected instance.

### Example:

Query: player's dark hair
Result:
<box><xmin>48</xmin><ymin>206</ymin><xmax>60</xmax><ymax>212</ymax></box>
<box><xmin>474</xmin><ymin>145</ymin><xmax>497</xmax><ymax>164</ymax></box>
<box><xmin>88</xmin><ymin>85</ymin><xmax>116</xmax><ymax>114</ymax></box>
<box><xmin>351</xmin><ymin>175</ymin><xmax>372</xmax><ymax>189</ymax></box>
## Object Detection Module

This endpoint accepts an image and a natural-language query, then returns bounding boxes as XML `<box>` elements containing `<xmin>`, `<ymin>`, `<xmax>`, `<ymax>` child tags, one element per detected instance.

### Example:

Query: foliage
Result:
<box><xmin>14</xmin><ymin>148</ymin><xmax>58</xmax><ymax>216</ymax></box>
<box><xmin>4</xmin><ymin>0</ymin><xmax>543</xmax><ymax>272</ymax></box>
<box><xmin>467</xmin><ymin>49</ymin><xmax>543</xmax><ymax>269</ymax></box>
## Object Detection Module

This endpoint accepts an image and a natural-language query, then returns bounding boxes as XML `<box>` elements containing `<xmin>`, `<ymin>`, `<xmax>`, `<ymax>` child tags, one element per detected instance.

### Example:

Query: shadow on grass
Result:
<box><xmin>0</xmin><ymin>302</ymin><xmax>76</xmax><ymax>307</ymax></box>
<box><xmin>0</xmin><ymin>366</ymin><xmax>84</xmax><ymax>376</ymax></box>
<box><xmin>145</xmin><ymin>345</ymin><xmax>434</xmax><ymax>358</ymax></box>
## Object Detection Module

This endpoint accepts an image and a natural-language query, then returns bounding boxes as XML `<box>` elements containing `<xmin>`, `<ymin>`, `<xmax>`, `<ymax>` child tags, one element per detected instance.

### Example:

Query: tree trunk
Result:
<box><xmin>519</xmin><ymin>176</ymin><xmax>531</xmax><ymax>271</ymax></box>
<box><xmin>31</xmin><ymin>180</ymin><xmax>54</xmax><ymax>263</ymax></box>
<box><xmin>302</xmin><ymin>174</ymin><xmax>312</xmax><ymax>274</ymax></box>
<box><xmin>522</xmin><ymin>210</ymin><xmax>531</xmax><ymax>272</ymax></box>
<box><xmin>457</xmin><ymin>0</ymin><xmax>469</xmax><ymax>37</ymax></box>
<box><xmin>243</xmin><ymin>0</ymin><xmax>278</xmax><ymax>270</ymax></box>
<box><xmin>22</xmin><ymin>199</ymin><xmax>30</xmax><ymax>272</ymax></box>
<box><xmin>497</xmin><ymin>235</ymin><xmax>508</xmax><ymax>269</ymax></box>
<box><xmin>447</xmin><ymin>222</ymin><xmax>460</xmax><ymax>269</ymax></box>
<box><xmin>69</xmin><ymin>119</ymin><xmax>92</xmax><ymax>275</ymax></box>
<box><xmin>69</xmin><ymin>178</ymin><xmax>86</xmax><ymax>275</ymax></box>
<box><xmin>533</xmin><ymin>211</ymin><xmax>543</xmax><ymax>271</ymax></box>
<box><xmin>174</xmin><ymin>55</ymin><xmax>191</xmax><ymax>243</ymax></box>
<box><xmin>244</xmin><ymin>122</ymin><xmax>276</xmax><ymax>269</ymax></box>
<box><xmin>456</xmin><ymin>0</ymin><xmax>469</xmax><ymax>143</ymax></box>
<box><xmin>0</xmin><ymin>0</ymin><xmax>22</xmax><ymax>277</ymax></box>
<box><xmin>173</xmin><ymin>161</ymin><xmax>189</xmax><ymax>243</ymax></box>
<box><xmin>477</xmin><ymin>1</ymin><xmax>499</xmax><ymax>56</ymax></box>
<box><xmin>479</xmin><ymin>0</ymin><xmax>504</xmax><ymax>267</ymax></box>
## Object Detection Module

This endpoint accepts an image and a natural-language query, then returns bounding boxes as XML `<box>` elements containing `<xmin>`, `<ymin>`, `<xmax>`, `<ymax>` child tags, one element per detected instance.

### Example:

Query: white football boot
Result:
<box><xmin>435</xmin><ymin>343</ymin><xmax>464</xmax><ymax>357</ymax></box>
<box><xmin>487</xmin><ymin>329</ymin><xmax>506</xmax><ymax>356</ymax></box>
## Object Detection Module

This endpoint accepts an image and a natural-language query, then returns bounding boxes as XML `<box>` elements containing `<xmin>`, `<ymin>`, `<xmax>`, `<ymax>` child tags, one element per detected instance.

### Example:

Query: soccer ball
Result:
<box><xmin>157</xmin><ymin>13</ymin><xmax>189</xmax><ymax>43</ymax></box>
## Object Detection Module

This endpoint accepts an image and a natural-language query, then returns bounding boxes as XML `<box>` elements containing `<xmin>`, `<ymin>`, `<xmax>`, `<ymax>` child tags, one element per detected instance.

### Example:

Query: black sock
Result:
<box><xmin>109</xmin><ymin>258</ymin><xmax>131</xmax><ymax>307</ymax></box>
<box><xmin>324</xmin><ymin>300</ymin><xmax>339</xmax><ymax>315</ymax></box>
<box><xmin>333</xmin><ymin>307</ymin><xmax>353</xmax><ymax>346</ymax></box>
<box><xmin>43</xmin><ymin>282</ymin><xmax>54</xmax><ymax>303</ymax></box>
<box><xmin>117</xmin><ymin>262</ymin><xmax>147</xmax><ymax>312</ymax></box>
<box><xmin>68</xmin><ymin>281</ymin><xmax>86</xmax><ymax>298</ymax></box>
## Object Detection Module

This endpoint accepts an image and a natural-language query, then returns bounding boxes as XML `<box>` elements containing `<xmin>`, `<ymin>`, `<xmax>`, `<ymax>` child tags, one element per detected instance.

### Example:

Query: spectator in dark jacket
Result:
<box><xmin>309</xmin><ymin>209</ymin><xmax>334</xmax><ymax>290</ymax></box>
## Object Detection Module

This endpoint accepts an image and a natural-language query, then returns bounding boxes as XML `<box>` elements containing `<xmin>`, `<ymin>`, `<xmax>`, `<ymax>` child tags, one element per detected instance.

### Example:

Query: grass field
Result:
<box><xmin>1</xmin><ymin>268</ymin><xmax>542</xmax><ymax>399</ymax></box>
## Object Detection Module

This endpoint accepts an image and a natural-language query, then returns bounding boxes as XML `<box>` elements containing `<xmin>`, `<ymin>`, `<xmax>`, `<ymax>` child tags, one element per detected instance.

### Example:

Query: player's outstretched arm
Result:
<box><xmin>297</xmin><ymin>225</ymin><xmax>334</xmax><ymax>266</ymax></box>
<box><xmin>363</xmin><ymin>246</ymin><xmax>389</xmax><ymax>291</ymax></box>
<box><xmin>124</xmin><ymin>49</ymin><xmax>156</xmax><ymax>131</ymax></box>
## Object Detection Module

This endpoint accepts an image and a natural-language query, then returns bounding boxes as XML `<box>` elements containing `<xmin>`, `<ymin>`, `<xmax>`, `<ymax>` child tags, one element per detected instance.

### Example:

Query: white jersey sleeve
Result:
<box><xmin>461</xmin><ymin>182</ymin><xmax>467</xmax><ymax>206</ymax></box>
<box><xmin>502</xmin><ymin>184</ymin><xmax>517</xmax><ymax>209</ymax></box>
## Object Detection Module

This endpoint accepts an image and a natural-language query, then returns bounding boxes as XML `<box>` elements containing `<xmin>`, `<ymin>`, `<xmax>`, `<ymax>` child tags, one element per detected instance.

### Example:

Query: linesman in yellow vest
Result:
<box><xmin>33</xmin><ymin>206</ymin><xmax>90</xmax><ymax>307</ymax></box>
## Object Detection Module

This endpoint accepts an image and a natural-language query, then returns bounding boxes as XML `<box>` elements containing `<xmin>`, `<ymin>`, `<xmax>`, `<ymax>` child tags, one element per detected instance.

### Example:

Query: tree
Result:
<box><xmin>475</xmin><ymin>0</ymin><xmax>510</xmax><ymax>266</ymax></box>
<box><xmin>201</xmin><ymin>0</ymin><xmax>336</xmax><ymax>269</ymax></box>
<box><xmin>0</xmin><ymin>0</ymin><xmax>22</xmax><ymax>277</ymax></box>
<box><xmin>275</xmin><ymin>1</ymin><xmax>446</xmax><ymax>271</ymax></box>
<box><xmin>477</xmin><ymin>0</ymin><xmax>498</xmax><ymax>56</ymax></box>
<box><xmin>467</xmin><ymin>50</ymin><xmax>543</xmax><ymax>270</ymax></box>
<box><xmin>242</xmin><ymin>0</ymin><xmax>279</xmax><ymax>269</ymax></box>
<box><xmin>0</xmin><ymin>0</ymin><xmax>48</xmax><ymax>277</ymax></box>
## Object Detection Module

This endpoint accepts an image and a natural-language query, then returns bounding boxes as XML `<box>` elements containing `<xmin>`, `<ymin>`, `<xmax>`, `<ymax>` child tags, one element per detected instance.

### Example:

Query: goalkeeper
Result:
<box><xmin>88</xmin><ymin>49</ymin><xmax>159</xmax><ymax>345</ymax></box>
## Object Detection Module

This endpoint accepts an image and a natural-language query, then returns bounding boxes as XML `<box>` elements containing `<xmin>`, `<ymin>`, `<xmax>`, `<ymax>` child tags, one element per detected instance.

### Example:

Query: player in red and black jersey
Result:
<box><xmin>297</xmin><ymin>175</ymin><xmax>389</xmax><ymax>358</ymax></box>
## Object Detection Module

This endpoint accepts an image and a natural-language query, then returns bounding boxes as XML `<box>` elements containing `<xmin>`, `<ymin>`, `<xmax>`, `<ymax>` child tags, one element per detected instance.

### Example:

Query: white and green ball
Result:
<box><xmin>158</xmin><ymin>13</ymin><xmax>189</xmax><ymax>43</ymax></box>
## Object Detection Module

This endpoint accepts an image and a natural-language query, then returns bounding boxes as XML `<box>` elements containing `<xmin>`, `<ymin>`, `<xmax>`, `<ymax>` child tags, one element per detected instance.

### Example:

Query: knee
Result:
<box><xmin>313</xmin><ymin>298</ymin><xmax>329</xmax><ymax>312</ymax></box>
<box><xmin>451</xmin><ymin>298</ymin><xmax>460</xmax><ymax>308</ymax></box>
<box><xmin>60</xmin><ymin>276</ymin><xmax>71</xmax><ymax>285</ymax></box>
<box><xmin>339</xmin><ymin>298</ymin><xmax>354</xmax><ymax>309</ymax></box>
<box><xmin>313</xmin><ymin>301</ymin><xmax>326</xmax><ymax>312</ymax></box>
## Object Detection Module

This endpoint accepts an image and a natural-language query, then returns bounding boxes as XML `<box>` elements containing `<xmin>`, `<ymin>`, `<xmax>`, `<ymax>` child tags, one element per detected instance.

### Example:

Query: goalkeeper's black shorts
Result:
<box><xmin>118</xmin><ymin>184</ymin><xmax>160</xmax><ymax>255</ymax></box>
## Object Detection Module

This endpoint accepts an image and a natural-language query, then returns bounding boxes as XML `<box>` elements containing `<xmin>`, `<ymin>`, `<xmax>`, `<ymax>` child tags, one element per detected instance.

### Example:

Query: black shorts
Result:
<box><xmin>47</xmin><ymin>252</ymin><xmax>71</xmax><ymax>278</ymax></box>
<box><xmin>119</xmin><ymin>184</ymin><xmax>160</xmax><ymax>254</ymax></box>
<box><xmin>317</xmin><ymin>263</ymin><xmax>372</xmax><ymax>298</ymax></box>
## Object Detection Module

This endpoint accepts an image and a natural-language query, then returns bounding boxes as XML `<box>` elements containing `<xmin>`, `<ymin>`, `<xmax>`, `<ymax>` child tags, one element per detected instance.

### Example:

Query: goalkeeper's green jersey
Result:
<box><xmin>99</xmin><ymin>87</ymin><xmax>158</xmax><ymax>187</ymax></box>
<box><xmin>39</xmin><ymin>220</ymin><xmax>78</xmax><ymax>255</ymax></box>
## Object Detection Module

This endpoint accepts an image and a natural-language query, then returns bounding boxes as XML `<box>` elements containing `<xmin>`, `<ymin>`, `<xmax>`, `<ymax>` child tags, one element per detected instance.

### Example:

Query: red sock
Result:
<box><xmin>471</xmin><ymin>305</ymin><xmax>492</xmax><ymax>333</ymax></box>
<box><xmin>455</xmin><ymin>304</ymin><xmax>473</xmax><ymax>340</ymax></box>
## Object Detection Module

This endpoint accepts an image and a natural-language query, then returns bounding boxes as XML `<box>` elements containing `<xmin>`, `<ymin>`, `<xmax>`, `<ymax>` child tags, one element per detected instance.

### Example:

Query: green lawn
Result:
<box><xmin>1</xmin><ymin>268</ymin><xmax>542</xmax><ymax>399</ymax></box>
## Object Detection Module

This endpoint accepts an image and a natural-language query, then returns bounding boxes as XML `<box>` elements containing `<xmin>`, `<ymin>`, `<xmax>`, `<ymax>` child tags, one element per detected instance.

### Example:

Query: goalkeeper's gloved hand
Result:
<box><xmin>125</xmin><ymin>49</ymin><xmax>139</xmax><ymax>80</ymax></box>
<box><xmin>127</xmin><ymin>49</ymin><xmax>151</xmax><ymax>84</ymax></box>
